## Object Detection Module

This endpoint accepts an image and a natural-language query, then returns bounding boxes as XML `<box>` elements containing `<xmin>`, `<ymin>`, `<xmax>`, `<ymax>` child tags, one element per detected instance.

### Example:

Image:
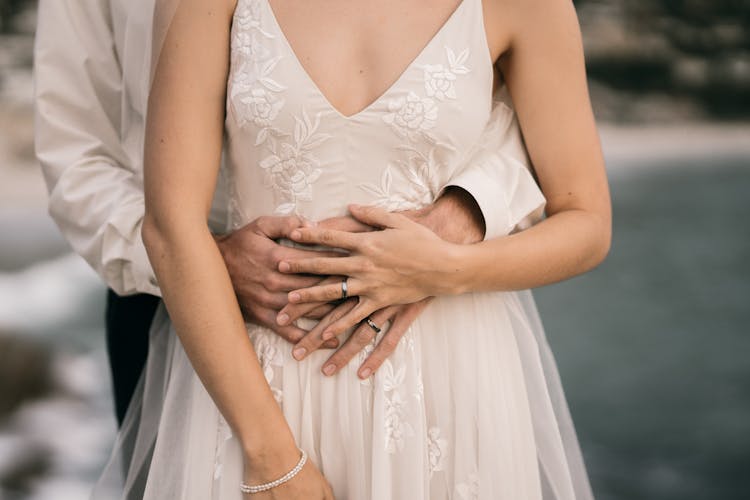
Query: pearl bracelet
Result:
<box><xmin>239</xmin><ymin>448</ymin><xmax>307</xmax><ymax>494</ymax></box>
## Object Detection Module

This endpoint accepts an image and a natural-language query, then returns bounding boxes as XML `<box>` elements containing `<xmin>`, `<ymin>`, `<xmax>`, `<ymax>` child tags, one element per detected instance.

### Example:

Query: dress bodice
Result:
<box><xmin>224</xmin><ymin>0</ymin><xmax>494</xmax><ymax>229</ymax></box>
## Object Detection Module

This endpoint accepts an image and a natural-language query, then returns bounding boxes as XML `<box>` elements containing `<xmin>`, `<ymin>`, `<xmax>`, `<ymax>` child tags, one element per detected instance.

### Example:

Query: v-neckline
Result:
<box><xmin>262</xmin><ymin>0</ymin><xmax>469</xmax><ymax>121</ymax></box>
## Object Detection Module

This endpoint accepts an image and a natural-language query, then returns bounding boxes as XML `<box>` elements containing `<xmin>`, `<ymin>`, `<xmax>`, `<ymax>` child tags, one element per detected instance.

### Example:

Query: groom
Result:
<box><xmin>34</xmin><ymin>0</ymin><xmax>511</xmax><ymax>425</ymax></box>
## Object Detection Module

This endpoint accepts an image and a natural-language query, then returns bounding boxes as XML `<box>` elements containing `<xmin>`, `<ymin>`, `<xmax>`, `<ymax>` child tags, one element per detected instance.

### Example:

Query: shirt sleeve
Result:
<box><xmin>34</xmin><ymin>0</ymin><xmax>161</xmax><ymax>297</ymax></box>
<box><xmin>435</xmin><ymin>87</ymin><xmax>546</xmax><ymax>241</ymax></box>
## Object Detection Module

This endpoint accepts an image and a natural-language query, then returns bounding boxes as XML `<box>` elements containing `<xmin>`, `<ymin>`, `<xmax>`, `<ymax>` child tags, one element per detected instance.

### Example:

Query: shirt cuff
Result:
<box><xmin>437</xmin><ymin>149</ymin><xmax>546</xmax><ymax>241</ymax></box>
<box><xmin>128</xmin><ymin>231</ymin><xmax>162</xmax><ymax>297</ymax></box>
<box><xmin>438</xmin><ymin>166</ymin><xmax>501</xmax><ymax>241</ymax></box>
<box><xmin>101</xmin><ymin>211</ymin><xmax>162</xmax><ymax>297</ymax></box>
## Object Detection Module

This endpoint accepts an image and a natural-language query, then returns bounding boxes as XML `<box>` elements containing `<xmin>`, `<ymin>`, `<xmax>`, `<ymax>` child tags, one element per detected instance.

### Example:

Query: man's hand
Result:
<box><xmin>405</xmin><ymin>186</ymin><xmax>486</xmax><ymax>244</ymax></box>
<box><xmin>215</xmin><ymin>215</ymin><xmax>343</xmax><ymax>346</ymax></box>
<box><xmin>284</xmin><ymin>187</ymin><xmax>485</xmax><ymax>378</ymax></box>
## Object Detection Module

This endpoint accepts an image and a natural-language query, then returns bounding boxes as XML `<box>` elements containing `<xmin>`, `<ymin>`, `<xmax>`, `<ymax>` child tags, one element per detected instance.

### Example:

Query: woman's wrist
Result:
<box><xmin>241</xmin><ymin>427</ymin><xmax>300</xmax><ymax>483</ymax></box>
<box><xmin>428</xmin><ymin>239</ymin><xmax>475</xmax><ymax>297</ymax></box>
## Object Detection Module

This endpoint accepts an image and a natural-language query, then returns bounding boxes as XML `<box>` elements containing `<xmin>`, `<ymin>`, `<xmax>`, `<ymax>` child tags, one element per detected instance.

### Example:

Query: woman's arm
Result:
<box><xmin>272</xmin><ymin>0</ymin><xmax>611</xmax><ymax>337</ymax></box>
<box><xmin>455</xmin><ymin>0</ymin><xmax>611</xmax><ymax>291</ymax></box>
<box><xmin>142</xmin><ymin>1</ymin><xmax>331</xmax><ymax>494</ymax></box>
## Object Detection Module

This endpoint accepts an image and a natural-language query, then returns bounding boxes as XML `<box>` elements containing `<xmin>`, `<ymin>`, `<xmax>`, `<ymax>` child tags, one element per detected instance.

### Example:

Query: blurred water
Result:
<box><xmin>535</xmin><ymin>157</ymin><xmax>750</xmax><ymax>500</ymax></box>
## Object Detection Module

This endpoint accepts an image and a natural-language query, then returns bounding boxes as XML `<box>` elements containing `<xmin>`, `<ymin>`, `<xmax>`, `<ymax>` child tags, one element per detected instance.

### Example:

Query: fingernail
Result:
<box><xmin>290</xmin><ymin>230</ymin><xmax>302</xmax><ymax>239</ymax></box>
<box><xmin>289</xmin><ymin>292</ymin><xmax>300</xmax><ymax>302</ymax></box>
<box><xmin>323</xmin><ymin>364</ymin><xmax>336</xmax><ymax>376</ymax></box>
<box><xmin>293</xmin><ymin>347</ymin><xmax>306</xmax><ymax>360</ymax></box>
<box><xmin>276</xmin><ymin>313</ymin><xmax>289</xmax><ymax>325</ymax></box>
<box><xmin>349</xmin><ymin>204</ymin><xmax>361</xmax><ymax>210</ymax></box>
<box><xmin>359</xmin><ymin>367</ymin><xmax>372</xmax><ymax>379</ymax></box>
<box><xmin>279</xmin><ymin>261</ymin><xmax>290</xmax><ymax>272</ymax></box>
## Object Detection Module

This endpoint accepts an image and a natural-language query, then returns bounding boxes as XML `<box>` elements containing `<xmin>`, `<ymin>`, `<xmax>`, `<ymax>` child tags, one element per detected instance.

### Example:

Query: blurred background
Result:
<box><xmin>0</xmin><ymin>1</ymin><xmax>748</xmax><ymax>499</ymax></box>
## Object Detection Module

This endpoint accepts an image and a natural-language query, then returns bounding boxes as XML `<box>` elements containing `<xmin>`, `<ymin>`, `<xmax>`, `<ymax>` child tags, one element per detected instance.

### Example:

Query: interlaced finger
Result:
<box><xmin>359</xmin><ymin>298</ymin><xmax>433</xmax><ymax>376</ymax></box>
<box><xmin>316</xmin><ymin>215</ymin><xmax>375</xmax><ymax>233</ymax></box>
<box><xmin>277</xmin><ymin>276</ymin><xmax>352</xmax><ymax>326</ymax></box>
<box><xmin>321</xmin><ymin>298</ymin><xmax>377</xmax><ymax>341</ymax></box>
<box><xmin>245</xmin><ymin>304</ymin><xmax>328</xmax><ymax>346</ymax></box>
<box><xmin>279</xmin><ymin>255</ymin><xmax>362</xmax><ymax>276</ymax></box>
<box><xmin>320</xmin><ymin>306</ymin><xmax>398</xmax><ymax>377</ymax></box>
<box><xmin>286</xmin><ymin>277</ymin><xmax>364</xmax><ymax>306</ymax></box>
<box><xmin>288</xmin><ymin>227</ymin><xmax>362</xmax><ymax>250</ymax></box>
<box><xmin>291</xmin><ymin>298</ymin><xmax>358</xmax><ymax>360</ymax></box>
<box><xmin>303</xmin><ymin>302</ymin><xmax>336</xmax><ymax>319</ymax></box>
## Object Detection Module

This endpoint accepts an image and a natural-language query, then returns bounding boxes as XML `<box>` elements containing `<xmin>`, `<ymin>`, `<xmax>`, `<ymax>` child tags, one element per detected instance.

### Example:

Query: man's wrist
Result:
<box><xmin>423</xmin><ymin>187</ymin><xmax>485</xmax><ymax>244</ymax></box>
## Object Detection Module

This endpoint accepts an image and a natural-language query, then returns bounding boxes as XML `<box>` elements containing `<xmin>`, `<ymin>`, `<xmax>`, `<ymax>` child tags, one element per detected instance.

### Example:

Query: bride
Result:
<box><xmin>94</xmin><ymin>0</ymin><xmax>610</xmax><ymax>498</ymax></box>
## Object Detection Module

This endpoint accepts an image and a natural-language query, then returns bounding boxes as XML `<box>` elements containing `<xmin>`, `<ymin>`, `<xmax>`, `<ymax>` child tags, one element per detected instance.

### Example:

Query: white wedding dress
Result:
<box><xmin>93</xmin><ymin>0</ymin><xmax>595</xmax><ymax>498</ymax></box>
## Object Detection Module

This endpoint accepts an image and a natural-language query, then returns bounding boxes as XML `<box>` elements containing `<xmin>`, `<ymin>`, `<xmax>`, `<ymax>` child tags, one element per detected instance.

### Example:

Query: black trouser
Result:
<box><xmin>105</xmin><ymin>289</ymin><xmax>160</xmax><ymax>426</ymax></box>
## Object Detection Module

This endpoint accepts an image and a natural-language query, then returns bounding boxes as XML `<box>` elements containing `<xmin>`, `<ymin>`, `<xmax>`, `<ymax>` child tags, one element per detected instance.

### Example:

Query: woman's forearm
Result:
<box><xmin>445</xmin><ymin>208</ymin><xmax>611</xmax><ymax>294</ymax></box>
<box><xmin>142</xmin><ymin>217</ymin><xmax>298</xmax><ymax>467</ymax></box>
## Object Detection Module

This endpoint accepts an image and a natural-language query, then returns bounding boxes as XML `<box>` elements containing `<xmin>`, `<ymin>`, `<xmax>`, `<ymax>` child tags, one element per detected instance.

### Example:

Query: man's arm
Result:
<box><xmin>433</xmin><ymin>84</ymin><xmax>545</xmax><ymax>241</ymax></box>
<box><xmin>34</xmin><ymin>0</ymin><xmax>159</xmax><ymax>296</ymax></box>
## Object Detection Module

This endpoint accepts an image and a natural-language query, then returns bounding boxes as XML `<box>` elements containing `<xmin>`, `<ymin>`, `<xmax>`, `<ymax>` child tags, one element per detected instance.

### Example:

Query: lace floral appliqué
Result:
<box><xmin>258</xmin><ymin>108</ymin><xmax>331</xmax><ymax>215</ymax></box>
<box><xmin>420</xmin><ymin>46</ymin><xmax>471</xmax><ymax>101</ymax></box>
<box><xmin>456</xmin><ymin>470</ymin><xmax>480</xmax><ymax>500</ymax></box>
<box><xmin>427</xmin><ymin>426</ymin><xmax>448</xmax><ymax>475</ymax></box>
<box><xmin>230</xmin><ymin>0</ymin><xmax>286</xmax><ymax>135</ymax></box>
<box><xmin>358</xmin><ymin>143</ymin><xmax>451</xmax><ymax>211</ymax></box>
<box><xmin>382</xmin><ymin>91</ymin><xmax>438</xmax><ymax>140</ymax></box>
<box><xmin>381</xmin><ymin>359</ymin><xmax>415</xmax><ymax>453</ymax></box>
<box><xmin>253</xmin><ymin>332</ymin><xmax>284</xmax><ymax>405</ymax></box>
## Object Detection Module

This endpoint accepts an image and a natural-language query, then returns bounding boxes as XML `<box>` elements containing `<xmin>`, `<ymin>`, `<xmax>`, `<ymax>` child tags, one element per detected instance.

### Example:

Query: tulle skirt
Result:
<box><xmin>92</xmin><ymin>288</ymin><xmax>594</xmax><ymax>499</ymax></box>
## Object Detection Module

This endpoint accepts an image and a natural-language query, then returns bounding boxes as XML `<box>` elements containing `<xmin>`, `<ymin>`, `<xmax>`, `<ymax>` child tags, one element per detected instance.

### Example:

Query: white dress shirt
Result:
<box><xmin>33</xmin><ymin>0</ymin><xmax>541</xmax><ymax>297</ymax></box>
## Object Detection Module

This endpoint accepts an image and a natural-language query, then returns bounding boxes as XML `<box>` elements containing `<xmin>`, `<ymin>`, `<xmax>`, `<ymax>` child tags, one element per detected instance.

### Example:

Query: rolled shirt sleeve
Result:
<box><xmin>437</xmin><ymin>85</ymin><xmax>546</xmax><ymax>240</ymax></box>
<box><xmin>34</xmin><ymin>0</ymin><xmax>160</xmax><ymax>296</ymax></box>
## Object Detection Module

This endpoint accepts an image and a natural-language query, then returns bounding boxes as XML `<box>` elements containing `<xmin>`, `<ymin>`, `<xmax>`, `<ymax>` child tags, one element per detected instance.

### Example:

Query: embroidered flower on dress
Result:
<box><xmin>358</xmin><ymin>142</ymin><xmax>454</xmax><ymax>211</ymax></box>
<box><xmin>414</xmin><ymin>367</ymin><xmax>424</xmax><ymax>403</ymax></box>
<box><xmin>427</xmin><ymin>426</ymin><xmax>448</xmax><ymax>474</ymax></box>
<box><xmin>358</xmin><ymin>166</ymin><xmax>412</xmax><ymax>211</ymax></box>
<box><xmin>421</xmin><ymin>46</ymin><xmax>470</xmax><ymax>101</ymax></box>
<box><xmin>456</xmin><ymin>470</ymin><xmax>480</xmax><ymax>500</ymax></box>
<box><xmin>382</xmin><ymin>91</ymin><xmax>438</xmax><ymax>139</ymax></box>
<box><xmin>229</xmin><ymin>0</ymin><xmax>287</xmax><ymax>141</ymax></box>
<box><xmin>357</xmin><ymin>334</ymin><xmax>381</xmax><ymax>388</ymax></box>
<box><xmin>380</xmin><ymin>360</ymin><xmax>415</xmax><ymax>453</ymax></box>
<box><xmin>232</xmin><ymin>29</ymin><xmax>271</xmax><ymax>62</ymax></box>
<box><xmin>258</xmin><ymin>109</ymin><xmax>331</xmax><ymax>215</ymax></box>
<box><xmin>423</xmin><ymin>65</ymin><xmax>457</xmax><ymax>100</ymax></box>
<box><xmin>237</xmin><ymin>87</ymin><xmax>285</xmax><ymax>128</ymax></box>
<box><xmin>233</xmin><ymin>0</ymin><xmax>273</xmax><ymax>39</ymax></box>
<box><xmin>254</xmin><ymin>334</ymin><xmax>281</xmax><ymax>382</ymax></box>
<box><xmin>384</xmin><ymin>391</ymin><xmax>414</xmax><ymax>453</ymax></box>
<box><xmin>231</xmin><ymin>55</ymin><xmax>287</xmax><ymax>134</ymax></box>
<box><xmin>382</xmin><ymin>359</ymin><xmax>405</xmax><ymax>392</ymax></box>
<box><xmin>252</xmin><ymin>333</ymin><xmax>284</xmax><ymax>405</ymax></box>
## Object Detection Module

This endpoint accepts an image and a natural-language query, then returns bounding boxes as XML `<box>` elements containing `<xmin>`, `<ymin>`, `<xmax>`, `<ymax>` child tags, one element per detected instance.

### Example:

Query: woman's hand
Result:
<box><xmin>245</xmin><ymin>455</ymin><xmax>335</xmax><ymax>499</ymax></box>
<box><xmin>290</xmin><ymin>296</ymin><xmax>434</xmax><ymax>378</ymax></box>
<box><xmin>276</xmin><ymin>204</ymin><xmax>463</xmax><ymax>340</ymax></box>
